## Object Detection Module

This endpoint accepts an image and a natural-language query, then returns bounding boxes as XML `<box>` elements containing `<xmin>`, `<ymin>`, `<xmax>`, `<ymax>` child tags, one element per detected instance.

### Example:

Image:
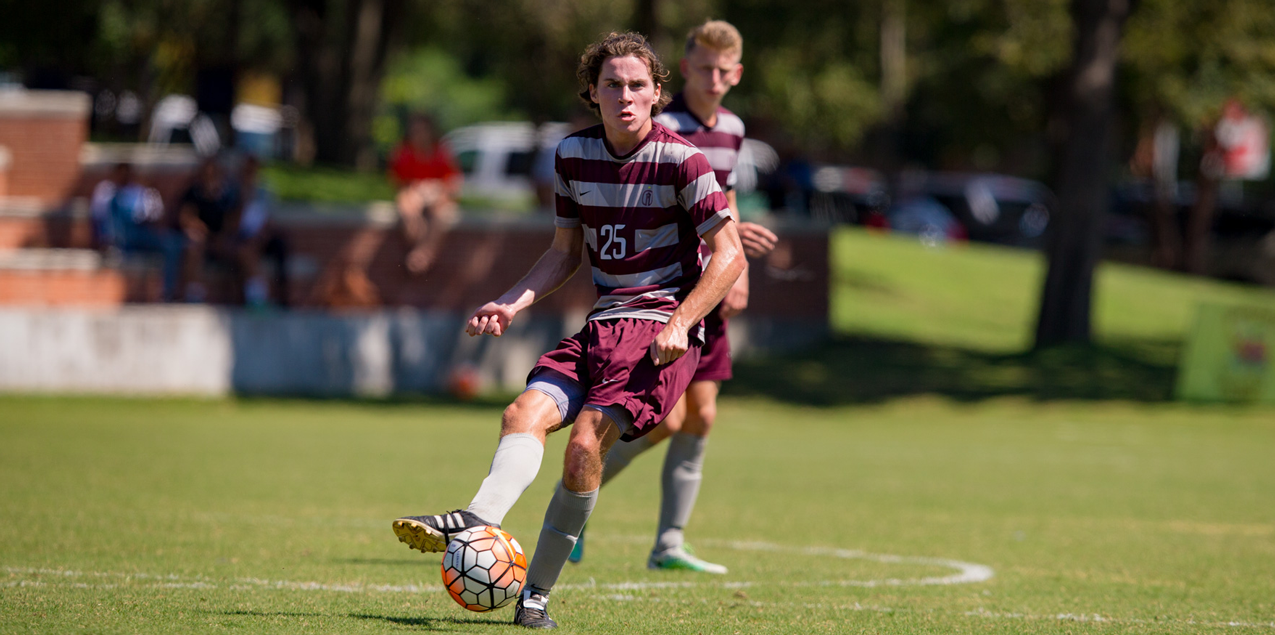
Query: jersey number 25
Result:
<box><xmin>599</xmin><ymin>224</ymin><xmax>626</xmax><ymax>260</ymax></box>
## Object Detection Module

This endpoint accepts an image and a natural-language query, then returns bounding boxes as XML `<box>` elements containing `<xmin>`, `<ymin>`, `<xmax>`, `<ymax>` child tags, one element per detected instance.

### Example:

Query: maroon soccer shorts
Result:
<box><xmin>692</xmin><ymin>310</ymin><xmax>732</xmax><ymax>382</ymax></box>
<box><xmin>529</xmin><ymin>318</ymin><xmax>702</xmax><ymax>441</ymax></box>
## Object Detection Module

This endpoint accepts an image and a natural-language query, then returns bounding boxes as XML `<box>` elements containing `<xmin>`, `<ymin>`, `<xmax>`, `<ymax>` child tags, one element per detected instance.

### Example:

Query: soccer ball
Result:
<box><xmin>441</xmin><ymin>526</ymin><xmax>528</xmax><ymax>612</ymax></box>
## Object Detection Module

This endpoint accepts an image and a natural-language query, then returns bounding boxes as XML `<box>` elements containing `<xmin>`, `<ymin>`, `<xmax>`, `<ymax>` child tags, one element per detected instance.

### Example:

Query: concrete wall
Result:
<box><xmin>0</xmin><ymin>307</ymin><xmax>825</xmax><ymax>396</ymax></box>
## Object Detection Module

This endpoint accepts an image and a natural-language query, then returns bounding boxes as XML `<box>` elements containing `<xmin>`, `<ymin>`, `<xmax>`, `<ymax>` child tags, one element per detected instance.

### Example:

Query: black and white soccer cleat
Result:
<box><xmin>513</xmin><ymin>591</ymin><xmax>557</xmax><ymax>629</ymax></box>
<box><xmin>391</xmin><ymin>510</ymin><xmax>495</xmax><ymax>553</ymax></box>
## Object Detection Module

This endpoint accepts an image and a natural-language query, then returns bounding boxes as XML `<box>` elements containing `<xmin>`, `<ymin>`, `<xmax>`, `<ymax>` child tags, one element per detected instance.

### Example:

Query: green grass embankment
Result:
<box><xmin>729</xmin><ymin>228</ymin><xmax>1275</xmax><ymax>405</ymax></box>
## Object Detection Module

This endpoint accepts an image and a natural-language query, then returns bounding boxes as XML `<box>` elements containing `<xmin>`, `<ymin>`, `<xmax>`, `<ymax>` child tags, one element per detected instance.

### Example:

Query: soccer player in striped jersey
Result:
<box><xmin>391</xmin><ymin>32</ymin><xmax>745</xmax><ymax>629</ymax></box>
<box><xmin>566</xmin><ymin>20</ymin><xmax>778</xmax><ymax>575</ymax></box>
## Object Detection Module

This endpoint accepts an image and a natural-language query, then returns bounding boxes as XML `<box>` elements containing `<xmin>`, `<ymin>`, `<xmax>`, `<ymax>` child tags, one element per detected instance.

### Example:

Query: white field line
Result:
<box><xmin>704</xmin><ymin>539</ymin><xmax>995</xmax><ymax>587</ymax></box>
<box><xmin>6</xmin><ymin>566</ymin><xmax>1271</xmax><ymax>630</ymax></box>
<box><xmin>2</xmin><ymin>566</ymin><xmax>437</xmax><ymax>594</ymax></box>
<box><xmin>3</xmin><ymin>537</ymin><xmax>991</xmax><ymax>595</ymax></box>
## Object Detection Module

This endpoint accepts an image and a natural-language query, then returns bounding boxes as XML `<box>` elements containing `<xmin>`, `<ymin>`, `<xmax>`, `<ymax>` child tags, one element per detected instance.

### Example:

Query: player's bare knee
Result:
<box><xmin>682</xmin><ymin>402</ymin><xmax>716</xmax><ymax>436</ymax></box>
<box><xmin>697</xmin><ymin>402</ymin><xmax>717</xmax><ymax>429</ymax></box>
<box><xmin>500</xmin><ymin>392</ymin><xmax>556</xmax><ymax>436</ymax></box>
<box><xmin>562</xmin><ymin>436</ymin><xmax>603</xmax><ymax>488</ymax></box>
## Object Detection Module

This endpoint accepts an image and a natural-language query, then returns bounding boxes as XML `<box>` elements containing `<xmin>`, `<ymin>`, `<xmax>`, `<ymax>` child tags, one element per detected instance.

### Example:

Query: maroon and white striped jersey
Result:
<box><xmin>654</xmin><ymin>93</ymin><xmax>746</xmax><ymax>191</ymax></box>
<box><xmin>554</xmin><ymin>122</ymin><xmax>731</xmax><ymax>324</ymax></box>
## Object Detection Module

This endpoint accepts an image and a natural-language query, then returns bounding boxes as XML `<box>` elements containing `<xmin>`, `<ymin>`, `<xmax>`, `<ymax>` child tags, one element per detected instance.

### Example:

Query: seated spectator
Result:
<box><xmin>90</xmin><ymin>163</ymin><xmax>130</xmax><ymax>249</ymax></box>
<box><xmin>235</xmin><ymin>156</ymin><xmax>291</xmax><ymax>309</ymax></box>
<box><xmin>388</xmin><ymin>113</ymin><xmax>461</xmax><ymax>274</ymax></box>
<box><xmin>101</xmin><ymin>164</ymin><xmax>184</xmax><ymax>301</ymax></box>
<box><xmin>177</xmin><ymin>158</ymin><xmax>240</xmax><ymax>303</ymax></box>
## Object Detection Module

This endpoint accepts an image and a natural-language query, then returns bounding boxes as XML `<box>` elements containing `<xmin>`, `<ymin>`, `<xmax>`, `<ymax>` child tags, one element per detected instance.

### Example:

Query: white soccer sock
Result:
<box><xmin>600</xmin><ymin>434</ymin><xmax>655</xmax><ymax>486</ymax></box>
<box><xmin>465</xmin><ymin>433</ymin><xmax>544</xmax><ymax>526</ymax></box>
<box><xmin>654</xmin><ymin>432</ymin><xmax>707</xmax><ymax>554</ymax></box>
<box><xmin>525</xmin><ymin>485</ymin><xmax>597</xmax><ymax>594</ymax></box>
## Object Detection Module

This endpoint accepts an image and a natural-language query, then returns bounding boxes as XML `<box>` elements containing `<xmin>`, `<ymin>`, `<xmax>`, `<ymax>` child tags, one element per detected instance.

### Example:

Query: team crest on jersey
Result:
<box><xmin>642</xmin><ymin>189</ymin><xmax>653</xmax><ymax>206</ymax></box>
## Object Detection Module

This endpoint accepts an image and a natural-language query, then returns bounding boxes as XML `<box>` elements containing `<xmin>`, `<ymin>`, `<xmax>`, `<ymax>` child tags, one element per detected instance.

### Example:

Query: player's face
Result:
<box><xmin>590</xmin><ymin>55</ymin><xmax>662</xmax><ymax>141</ymax></box>
<box><xmin>681</xmin><ymin>45</ymin><xmax>742</xmax><ymax>102</ymax></box>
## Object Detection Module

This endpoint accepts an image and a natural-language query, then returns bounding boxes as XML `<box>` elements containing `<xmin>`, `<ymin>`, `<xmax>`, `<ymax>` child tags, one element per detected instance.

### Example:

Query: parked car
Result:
<box><xmin>912</xmin><ymin>172</ymin><xmax>1054</xmax><ymax>248</ymax></box>
<box><xmin>442</xmin><ymin>122</ymin><xmax>568</xmax><ymax>209</ymax></box>
<box><xmin>1107</xmin><ymin>178</ymin><xmax>1275</xmax><ymax>285</ymax></box>
<box><xmin>775</xmin><ymin>163</ymin><xmax>889</xmax><ymax>223</ymax></box>
<box><xmin>443</xmin><ymin>121</ymin><xmax>781</xmax><ymax>211</ymax></box>
<box><xmin>886</xmin><ymin>195</ymin><xmax>967</xmax><ymax>246</ymax></box>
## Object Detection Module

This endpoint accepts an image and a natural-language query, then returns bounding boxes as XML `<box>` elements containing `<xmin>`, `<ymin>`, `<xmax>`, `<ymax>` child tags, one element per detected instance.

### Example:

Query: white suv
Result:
<box><xmin>444</xmin><ymin>121</ymin><xmax>778</xmax><ymax>211</ymax></box>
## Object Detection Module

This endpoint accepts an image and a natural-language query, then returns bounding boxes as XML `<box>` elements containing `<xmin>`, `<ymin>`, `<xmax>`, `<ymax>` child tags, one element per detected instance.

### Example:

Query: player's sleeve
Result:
<box><xmin>553</xmin><ymin>143</ymin><xmax>581</xmax><ymax>229</ymax></box>
<box><xmin>676</xmin><ymin>148</ymin><xmax>731</xmax><ymax>237</ymax></box>
<box><xmin>724</xmin><ymin>131</ymin><xmax>744</xmax><ymax>191</ymax></box>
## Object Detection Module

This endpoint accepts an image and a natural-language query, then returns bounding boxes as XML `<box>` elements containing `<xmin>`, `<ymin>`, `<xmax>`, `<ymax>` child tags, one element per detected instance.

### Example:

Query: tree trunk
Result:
<box><xmin>880</xmin><ymin>0</ymin><xmax>906</xmax><ymax>119</ymax></box>
<box><xmin>634</xmin><ymin>0</ymin><xmax>669</xmax><ymax>58</ymax></box>
<box><xmin>1131</xmin><ymin>116</ymin><xmax>1181</xmax><ymax>269</ymax></box>
<box><xmin>1034</xmin><ymin>0</ymin><xmax>1133</xmax><ymax>348</ymax></box>
<box><xmin>289</xmin><ymin>0</ymin><xmax>403</xmax><ymax>169</ymax></box>
<box><xmin>1183</xmin><ymin>125</ymin><xmax>1221</xmax><ymax>274</ymax></box>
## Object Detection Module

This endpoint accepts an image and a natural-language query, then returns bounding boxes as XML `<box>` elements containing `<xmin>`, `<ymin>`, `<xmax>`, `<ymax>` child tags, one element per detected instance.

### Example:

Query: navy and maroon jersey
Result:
<box><xmin>553</xmin><ymin>122</ymin><xmax>731</xmax><ymax>324</ymax></box>
<box><xmin>654</xmin><ymin>93</ymin><xmax>746</xmax><ymax>191</ymax></box>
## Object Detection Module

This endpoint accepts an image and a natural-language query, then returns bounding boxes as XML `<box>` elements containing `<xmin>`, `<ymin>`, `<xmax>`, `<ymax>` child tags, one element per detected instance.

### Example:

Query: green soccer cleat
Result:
<box><xmin>648</xmin><ymin>546</ymin><xmax>728</xmax><ymax>574</ymax></box>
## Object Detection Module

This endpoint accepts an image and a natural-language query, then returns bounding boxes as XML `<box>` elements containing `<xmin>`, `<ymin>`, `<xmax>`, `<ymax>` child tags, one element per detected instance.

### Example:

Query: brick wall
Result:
<box><xmin>0</xmin><ymin>269</ymin><xmax>129</xmax><ymax>306</ymax></box>
<box><xmin>0</xmin><ymin>91</ymin><xmax>91</xmax><ymax>206</ymax></box>
<box><xmin>0</xmin><ymin>209</ymin><xmax>829</xmax><ymax>320</ymax></box>
<box><xmin>0</xmin><ymin>145</ymin><xmax>10</xmax><ymax>197</ymax></box>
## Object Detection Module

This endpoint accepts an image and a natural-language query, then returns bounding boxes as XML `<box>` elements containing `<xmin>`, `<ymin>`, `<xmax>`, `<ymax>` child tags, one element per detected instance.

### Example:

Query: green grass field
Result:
<box><xmin>4</xmin><ymin>229</ymin><xmax>1275</xmax><ymax>633</ymax></box>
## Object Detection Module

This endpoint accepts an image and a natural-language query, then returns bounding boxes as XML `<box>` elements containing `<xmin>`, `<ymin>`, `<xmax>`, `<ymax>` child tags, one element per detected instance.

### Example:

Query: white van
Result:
<box><xmin>443</xmin><ymin>121</ymin><xmax>778</xmax><ymax>212</ymax></box>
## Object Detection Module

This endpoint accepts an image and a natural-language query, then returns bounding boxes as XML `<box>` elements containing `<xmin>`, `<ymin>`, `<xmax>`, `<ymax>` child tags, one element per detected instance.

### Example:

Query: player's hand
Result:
<box><xmin>650</xmin><ymin>324</ymin><xmax>689</xmax><ymax>366</ymax></box>
<box><xmin>466</xmin><ymin>302</ymin><xmax>516</xmax><ymax>337</ymax></box>
<box><xmin>738</xmin><ymin>221</ymin><xmax>778</xmax><ymax>259</ymax></box>
<box><xmin>719</xmin><ymin>276</ymin><xmax>749</xmax><ymax>319</ymax></box>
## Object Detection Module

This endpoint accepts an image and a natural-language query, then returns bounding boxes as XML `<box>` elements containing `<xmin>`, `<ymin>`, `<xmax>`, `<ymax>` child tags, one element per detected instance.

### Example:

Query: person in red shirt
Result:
<box><xmin>388</xmin><ymin>114</ymin><xmax>462</xmax><ymax>274</ymax></box>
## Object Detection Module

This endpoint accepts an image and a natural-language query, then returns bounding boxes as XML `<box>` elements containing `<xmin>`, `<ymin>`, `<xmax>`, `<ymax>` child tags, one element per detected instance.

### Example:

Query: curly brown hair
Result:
<box><xmin>577</xmin><ymin>32</ymin><xmax>672</xmax><ymax>116</ymax></box>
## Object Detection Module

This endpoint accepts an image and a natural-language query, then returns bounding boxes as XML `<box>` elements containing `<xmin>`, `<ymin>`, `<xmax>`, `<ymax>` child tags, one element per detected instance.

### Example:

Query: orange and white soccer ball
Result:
<box><xmin>441</xmin><ymin>526</ymin><xmax>528</xmax><ymax>612</ymax></box>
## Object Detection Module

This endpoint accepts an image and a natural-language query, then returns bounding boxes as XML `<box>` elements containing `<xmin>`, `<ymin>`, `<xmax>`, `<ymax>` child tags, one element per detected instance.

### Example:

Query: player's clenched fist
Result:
<box><xmin>466</xmin><ymin>302</ymin><xmax>516</xmax><ymax>337</ymax></box>
<box><xmin>649</xmin><ymin>324</ymin><xmax>689</xmax><ymax>366</ymax></box>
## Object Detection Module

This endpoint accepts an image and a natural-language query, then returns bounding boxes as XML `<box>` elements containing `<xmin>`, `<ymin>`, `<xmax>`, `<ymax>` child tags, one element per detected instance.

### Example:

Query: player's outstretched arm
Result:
<box><xmin>650</xmin><ymin>220</ymin><xmax>745</xmax><ymax>364</ymax></box>
<box><xmin>466</xmin><ymin>226</ymin><xmax>584</xmax><ymax>337</ymax></box>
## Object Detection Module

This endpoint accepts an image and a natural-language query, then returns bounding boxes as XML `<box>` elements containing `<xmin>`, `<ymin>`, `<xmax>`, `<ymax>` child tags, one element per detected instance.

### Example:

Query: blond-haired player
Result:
<box><xmin>566</xmin><ymin>19</ymin><xmax>778</xmax><ymax>574</ymax></box>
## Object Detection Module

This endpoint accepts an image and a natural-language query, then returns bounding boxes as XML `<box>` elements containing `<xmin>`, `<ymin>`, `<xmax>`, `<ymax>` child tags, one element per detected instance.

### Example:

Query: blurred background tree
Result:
<box><xmin>1122</xmin><ymin>0</ymin><xmax>1275</xmax><ymax>275</ymax></box>
<box><xmin>4</xmin><ymin>0</ymin><xmax>1275</xmax><ymax>346</ymax></box>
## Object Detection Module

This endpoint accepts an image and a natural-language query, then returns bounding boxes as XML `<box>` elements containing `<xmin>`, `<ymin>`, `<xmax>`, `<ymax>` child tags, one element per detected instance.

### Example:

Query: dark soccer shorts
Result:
<box><xmin>527</xmin><ymin>317</ymin><xmax>702</xmax><ymax>441</ymax></box>
<box><xmin>692</xmin><ymin>310</ymin><xmax>732</xmax><ymax>382</ymax></box>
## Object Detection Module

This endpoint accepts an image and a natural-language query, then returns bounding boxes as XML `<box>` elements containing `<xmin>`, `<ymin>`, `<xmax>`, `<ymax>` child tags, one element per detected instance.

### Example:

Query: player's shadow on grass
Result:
<box><xmin>219</xmin><ymin>610</ymin><xmax>326</xmax><ymax>619</ymax></box>
<box><xmin>349</xmin><ymin>611</ymin><xmax>510</xmax><ymax>631</ymax></box>
<box><xmin>215</xmin><ymin>610</ymin><xmax>499</xmax><ymax>632</ymax></box>
<box><xmin>726</xmin><ymin>334</ymin><xmax>1180</xmax><ymax>405</ymax></box>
